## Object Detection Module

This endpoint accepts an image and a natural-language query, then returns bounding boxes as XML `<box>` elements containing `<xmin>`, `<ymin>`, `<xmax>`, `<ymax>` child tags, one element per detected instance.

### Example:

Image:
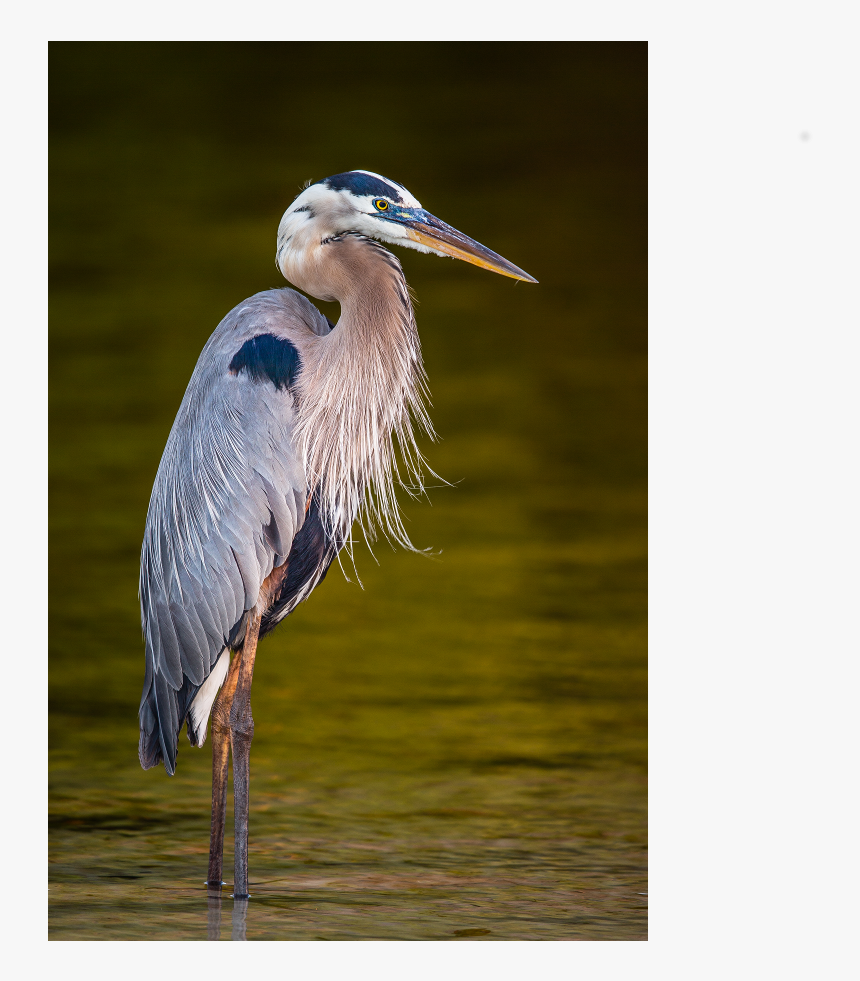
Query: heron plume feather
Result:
<box><xmin>290</xmin><ymin>233</ymin><xmax>441</xmax><ymax>557</ymax></box>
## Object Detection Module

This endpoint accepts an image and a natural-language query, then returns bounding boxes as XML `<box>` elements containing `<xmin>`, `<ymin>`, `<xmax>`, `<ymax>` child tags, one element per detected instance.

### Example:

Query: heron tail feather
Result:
<box><xmin>138</xmin><ymin>672</ymin><xmax>200</xmax><ymax>775</ymax></box>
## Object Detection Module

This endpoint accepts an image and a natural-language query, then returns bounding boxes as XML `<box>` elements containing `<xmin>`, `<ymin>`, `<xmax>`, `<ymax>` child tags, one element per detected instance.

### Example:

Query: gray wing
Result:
<box><xmin>138</xmin><ymin>289</ymin><xmax>332</xmax><ymax>774</ymax></box>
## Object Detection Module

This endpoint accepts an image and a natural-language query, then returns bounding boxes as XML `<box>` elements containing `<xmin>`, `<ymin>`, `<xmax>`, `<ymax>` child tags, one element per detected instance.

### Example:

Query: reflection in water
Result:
<box><xmin>231</xmin><ymin>898</ymin><xmax>249</xmax><ymax>942</ymax></box>
<box><xmin>206</xmin><ymin>886</ymin><xmax>222</xmax><ymax>941</ymax></box>
<box><xmin>206</xmin><ymin>886</ymin><xmax>249</xmax><ymax>941</ymax></box>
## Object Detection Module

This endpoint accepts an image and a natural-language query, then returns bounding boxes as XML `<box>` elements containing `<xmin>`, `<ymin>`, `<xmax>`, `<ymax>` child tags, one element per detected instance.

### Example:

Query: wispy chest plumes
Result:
<box><xmin>289</xmin><ymin>235</ymin><xmax>439</xmax><ymax>555</ymax></box>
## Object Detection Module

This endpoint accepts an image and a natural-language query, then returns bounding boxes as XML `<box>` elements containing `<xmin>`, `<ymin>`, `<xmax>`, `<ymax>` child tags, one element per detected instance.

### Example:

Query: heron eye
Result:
<box><xmin>374</xmin><ymin>199</ymin><xmax>389</xmax><ymax>211</ymax></box>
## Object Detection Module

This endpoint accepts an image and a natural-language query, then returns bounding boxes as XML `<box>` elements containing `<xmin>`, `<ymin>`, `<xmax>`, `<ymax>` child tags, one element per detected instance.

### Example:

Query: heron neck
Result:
<box><xmin>292</xmin><ymin>234</ymin><xmax>435</xmax><ymax>551</ymax></box>
<box><xmin>335</xmin><ymin>246</ymin><xmax>414</xmax><ymax>354</ymax></box>
<box><xmin>300</xmin><ymin>234</ymin><xmax>420</xmax><ymax>390</ymax></box>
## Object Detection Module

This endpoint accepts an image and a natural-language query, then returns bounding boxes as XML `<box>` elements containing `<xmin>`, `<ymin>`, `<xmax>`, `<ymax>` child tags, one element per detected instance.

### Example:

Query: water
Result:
<box><xmin>49</xmin><ymin>42</ymin><xmax>647</xmax><ymax>940</ymax></box>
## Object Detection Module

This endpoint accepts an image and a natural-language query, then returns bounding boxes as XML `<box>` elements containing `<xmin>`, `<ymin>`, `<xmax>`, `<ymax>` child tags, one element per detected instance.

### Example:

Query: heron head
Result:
<box><xmin>277</xmin><ymin>170</ymin><xmax>537</xmax><ymax>285</ymax></box>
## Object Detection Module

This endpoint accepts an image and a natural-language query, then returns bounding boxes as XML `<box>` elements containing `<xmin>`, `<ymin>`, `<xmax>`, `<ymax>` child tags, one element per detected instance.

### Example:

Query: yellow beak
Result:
<box><xmin>402</xmin><ymin>210</ymin><xmax>538</xmax><ymax>283</ymax></box>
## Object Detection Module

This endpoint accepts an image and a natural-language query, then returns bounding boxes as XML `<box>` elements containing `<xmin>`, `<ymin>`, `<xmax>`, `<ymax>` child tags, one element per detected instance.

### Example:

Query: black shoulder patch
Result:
<box><xmin>229</xmin><ymin>334</ymin><xmax>302</xmax><ymax>391</ymax></box>
<box><xmin>317</xmin><ymin>171</ymin><xmax>405</xmax><ymax>202</ymax></box>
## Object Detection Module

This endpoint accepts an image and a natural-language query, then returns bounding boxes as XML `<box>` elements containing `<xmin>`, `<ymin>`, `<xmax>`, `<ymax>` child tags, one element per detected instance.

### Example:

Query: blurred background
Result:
<box><xmin>49</xmin><ymin>42</ymin><xmax>646</xmax><ymax>940</ymax></box>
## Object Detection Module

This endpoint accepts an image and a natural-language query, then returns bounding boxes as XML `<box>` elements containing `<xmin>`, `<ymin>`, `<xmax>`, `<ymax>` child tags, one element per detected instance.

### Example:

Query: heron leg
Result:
<box><xmin>206</xmin><ymin>651</ymin><xmax>243</xmax><ymax>886</ymax></box>
<box><xmin>229</xmin><ymin>608</ymin><xmax>262</xmax><ymax>899</ymax></box>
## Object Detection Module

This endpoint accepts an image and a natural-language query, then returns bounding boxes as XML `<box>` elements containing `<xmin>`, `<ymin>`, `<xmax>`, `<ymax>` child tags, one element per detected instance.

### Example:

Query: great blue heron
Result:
<box><xmin>138</xmin><ymin>170</ymin><xmax>537</xmax><ymax>898</ymax></box>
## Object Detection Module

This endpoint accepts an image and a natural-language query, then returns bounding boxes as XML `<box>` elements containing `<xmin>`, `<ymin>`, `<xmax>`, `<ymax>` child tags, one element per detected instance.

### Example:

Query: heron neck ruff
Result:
<box><xmin>293</xmin><ymin>235</ymin><xmax>440</xmax><ymax>558</ymax></box>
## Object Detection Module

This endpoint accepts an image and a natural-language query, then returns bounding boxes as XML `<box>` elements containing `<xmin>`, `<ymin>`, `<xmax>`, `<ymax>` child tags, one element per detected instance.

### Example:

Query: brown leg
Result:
<box><xmin>230</xmin><ymin>608</ymin><xmax>262</xmax><ymax>899</ymax></box>
<box><xmin>206</xmin><ymin>652</ymin><xmax>243</xmax><ymax>886</ymax></box>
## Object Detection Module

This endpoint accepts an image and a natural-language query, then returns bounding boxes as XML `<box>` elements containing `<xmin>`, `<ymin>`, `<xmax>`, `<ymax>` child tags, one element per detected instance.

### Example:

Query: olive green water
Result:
<box><xmin>49</xmin><ymin>43</ymin><xmax>647</xmax><ymax>940</ymax></box>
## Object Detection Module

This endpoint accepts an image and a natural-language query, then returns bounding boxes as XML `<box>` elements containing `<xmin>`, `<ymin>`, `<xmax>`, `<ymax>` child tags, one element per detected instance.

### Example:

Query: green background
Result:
<box><xmin>49</xmin><ymin>41</ymin><xmax>646</xmax><ymax>940</ymax></box>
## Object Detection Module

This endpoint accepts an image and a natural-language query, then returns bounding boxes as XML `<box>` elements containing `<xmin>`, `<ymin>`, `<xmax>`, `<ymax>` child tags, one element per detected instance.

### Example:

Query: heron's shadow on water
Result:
<box><xmin>207</xmin><ymin>886</ymin><xmax>248</xmax><ymax>941</ymax></box>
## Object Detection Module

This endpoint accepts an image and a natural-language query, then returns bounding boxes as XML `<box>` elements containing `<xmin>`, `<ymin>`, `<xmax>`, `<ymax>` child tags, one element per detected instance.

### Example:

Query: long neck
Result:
<box><xmin>291</xmin><ymin>234</ymin><xmax>436</xmax><ymax>552</ymax></box>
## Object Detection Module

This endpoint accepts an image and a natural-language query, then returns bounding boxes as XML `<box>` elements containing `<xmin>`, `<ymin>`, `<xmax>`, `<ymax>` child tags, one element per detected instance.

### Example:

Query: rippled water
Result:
<box><xmin>49</xmin><ymin>42</ymin><xmax>646</xmax><ymax>940</ymax></box>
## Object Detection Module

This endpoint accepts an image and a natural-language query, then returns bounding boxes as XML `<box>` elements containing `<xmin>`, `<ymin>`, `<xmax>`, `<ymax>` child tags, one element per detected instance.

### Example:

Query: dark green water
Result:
<box><xmin>49</xmin><ymin>42</ymin><xmax>647</xmax><ymax>940</ymax></box>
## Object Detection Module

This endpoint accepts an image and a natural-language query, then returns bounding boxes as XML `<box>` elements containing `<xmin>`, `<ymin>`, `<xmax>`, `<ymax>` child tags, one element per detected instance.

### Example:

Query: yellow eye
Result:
<box><xmin>374</xmin><ymin>199</ymin><xmax>389</xmax><ymax>211</ymax></box>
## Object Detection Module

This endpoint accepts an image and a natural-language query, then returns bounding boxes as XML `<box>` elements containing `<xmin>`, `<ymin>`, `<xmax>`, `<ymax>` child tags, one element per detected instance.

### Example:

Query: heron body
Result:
<box><xmin>138</xmin><ymin>170</ymin><xmax>536</xmax><ymax>897</ymax></box>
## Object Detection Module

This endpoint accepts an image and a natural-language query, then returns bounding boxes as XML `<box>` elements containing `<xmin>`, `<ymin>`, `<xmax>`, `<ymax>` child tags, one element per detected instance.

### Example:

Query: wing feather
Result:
<box><xmin>139</xmin><ymin>289</ymin><xmax>333</xmax><ymax>773</ymax></box>
<box><xmin>168</xmin><ymin>601</ymin><xmax>207</xmax><ymax>686</ymax></box>
<box><xmin>199</xmin><ymin>547</ymin><xmax>232</xmax><ymax>647</ymax></box>
<box><xmin>153</xmin><ymin>597</ymin><xmax>183</xmax><ymax>689</ymax></box>
<box><xmin>205</xmin><ymin>540</ymin><xmax>242</xmax><ymax>631</ymax></box>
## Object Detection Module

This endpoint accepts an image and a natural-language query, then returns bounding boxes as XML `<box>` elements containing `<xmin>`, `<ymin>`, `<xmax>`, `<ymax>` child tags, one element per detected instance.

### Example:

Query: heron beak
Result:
<box><xmin>402</xmin><ymin>210</ymin><xmax>538</xmax><ymax>283</ymax></box>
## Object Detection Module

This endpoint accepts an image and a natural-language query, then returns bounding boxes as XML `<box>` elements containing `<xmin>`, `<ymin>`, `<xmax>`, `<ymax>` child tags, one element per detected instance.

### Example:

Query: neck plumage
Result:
<box><xmin>291</xmin><ymin>233</ymin><xmax>437</xmax><ymax>555</ymax></box>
